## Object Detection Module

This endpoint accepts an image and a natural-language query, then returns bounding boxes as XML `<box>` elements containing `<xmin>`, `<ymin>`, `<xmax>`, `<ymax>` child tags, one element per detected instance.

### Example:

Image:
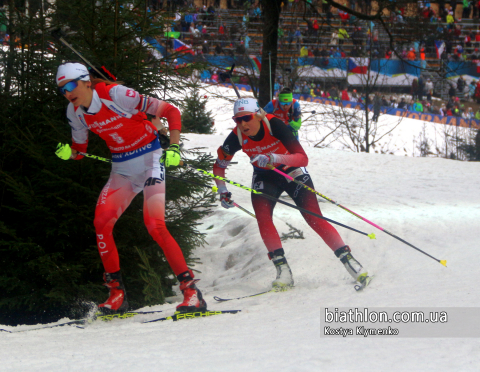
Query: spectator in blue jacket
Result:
<box><xmin>333</xmin><ymin>48</ymin><xmax>342</xmax><ymax>58</ymax></box>
<box><xmin>253</xmin><ymin>5</ymin><xmax>262</xmax><ymax>18</ymax></box>
<box><xmin>413</xmin><ymin>100</ymin><xmax>424</xmax><ymax>112</ymax></box>
<box><xmin>201</xmin><ymin>69</ymin><xmax>211</xmax><ymax>82</ymax></box>
<box><xmin>407</xmin><ymin>99</ymin><xmax>415</xmax><ymax>111</ymax></box>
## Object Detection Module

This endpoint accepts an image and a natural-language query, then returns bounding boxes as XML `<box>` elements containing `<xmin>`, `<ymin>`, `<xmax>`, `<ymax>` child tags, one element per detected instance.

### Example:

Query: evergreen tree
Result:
<box><xmin>181</xmin><ymin>85</ymin><xmax>215</xmax><ymax>134</ymax></box>
<box><xmin>458</xmin><ymin>129</ymin><xmax>480</xmax><ymax>161</ymax></box>
<box><xmin>0</xmin><ymin>0</ymin><xmax>215</xmax><ymax>325</ymax></box>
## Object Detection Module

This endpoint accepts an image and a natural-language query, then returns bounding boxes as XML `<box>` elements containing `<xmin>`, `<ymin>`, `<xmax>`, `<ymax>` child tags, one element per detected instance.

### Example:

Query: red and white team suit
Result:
<box><xmin>66</xmin><ymin>82</ymin><xmax>192</xmax><ymax>282</ymax></box>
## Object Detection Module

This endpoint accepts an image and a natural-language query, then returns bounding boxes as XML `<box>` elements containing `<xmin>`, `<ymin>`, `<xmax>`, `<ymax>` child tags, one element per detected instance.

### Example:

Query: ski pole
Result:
<box><xmin>78</xmin><ymin>152</ymin><xmax>111</xmax><ymax>163</ymax></box>
<box><xmin>51</xmin><ymin>28</ymin><xmax>109</xmax><ymax>80</ymax></box>
<box><xmin>167</xmin><ymin>174</ymin><xmax>256</xmax><ymax>219</ymax></box>
<box><xmin>220</xmin><ymin>63</ymin><xmax>241</xmax><ymax>97</ymax></box>
<box><xmin>182</xmin><ymin>163</ymin><xmax>375</xmax><ymax>238</ymax></box>
<box><xmin>266</xmin><ymin>164</ymin><xmax>446</xmax><ymax>267</ymax></box>
<box><xmin>232</xmin><ymin>202</ymin><xmax>256</xmax><ymax>219</ymax></box>
<box><xmin>77</xmin><ymin>152</ymin><xmax>256</xmax><ymax>218</ymax></box>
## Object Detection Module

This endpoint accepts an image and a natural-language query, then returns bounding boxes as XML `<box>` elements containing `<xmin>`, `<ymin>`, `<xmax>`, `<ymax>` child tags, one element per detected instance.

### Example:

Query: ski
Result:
<box><xmin>0</xmin><ymin>309</ymin><xmax>165</xmax><ymax>333</ymax></box>
<box><xmin>213</xmin><ymin>286</ymin><xmax>293</xmax><ymax>302</ymax></box>
<box><xmin>354</xmin><ymin>274</ymin><xmax>375</xmax><ymax>291</ymax></box>
<box><xmin>143</xmin><ymin>309</ymin><xmax>241</xmax><ymax>323</ymax></box>
<box><xmin>95</xmin><ymin>310</ymin><xmax>164</xmax><ymax>322</ymax></box>
<box><xmin>0</xmin><ymin>319</ymin><xmax>85</xmax><ymax>333</ymax></box>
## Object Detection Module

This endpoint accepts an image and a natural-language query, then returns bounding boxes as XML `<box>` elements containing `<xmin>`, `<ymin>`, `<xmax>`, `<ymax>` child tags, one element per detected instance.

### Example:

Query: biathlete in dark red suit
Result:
<box><xmin>213</xmin><ymin>97</ymin><xmax>368</xmax><ymax>289</ymax></box>
<box><xmin>54</xmin><ymin>62</ymin><xmax>206</xmax><ymax>313</ymax></box>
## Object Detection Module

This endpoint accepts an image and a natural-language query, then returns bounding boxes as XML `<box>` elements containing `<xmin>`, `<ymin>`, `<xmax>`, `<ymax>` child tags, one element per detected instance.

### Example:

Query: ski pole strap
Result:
<box><xmin>266</xmin><ymin>164</ymin><xmax>447</xmax><ymax>267</ymax></box>
<box><xmin>183</xmin><ymin>164</ymin><xmax>372</xmax><ymax>238</ymax></box>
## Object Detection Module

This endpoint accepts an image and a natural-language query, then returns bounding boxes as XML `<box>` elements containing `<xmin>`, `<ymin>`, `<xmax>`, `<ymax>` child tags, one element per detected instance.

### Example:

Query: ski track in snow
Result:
<box><xmin>1</xmin><ymin>86</ymin><xmax>479</xmax><ymax>372</ymax></box>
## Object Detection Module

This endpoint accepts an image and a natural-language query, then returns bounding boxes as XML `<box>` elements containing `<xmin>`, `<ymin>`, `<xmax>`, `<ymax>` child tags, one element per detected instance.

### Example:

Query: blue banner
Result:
<box><xmin>445</xmin><ymin>61</ymin><xmax>478</xmax><ymax>79</ymax></box>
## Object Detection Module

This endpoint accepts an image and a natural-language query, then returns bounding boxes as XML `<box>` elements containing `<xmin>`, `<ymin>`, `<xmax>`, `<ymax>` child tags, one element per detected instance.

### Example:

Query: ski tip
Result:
<box><xmin>439</xmin><ymin>260</ymin><xmax>447</xmax><ymax>267</ymax></box>
<box><xmin>213</xmin><ymin>296</ymin><xmax>228</xmax><ymax>302</ymax></box>
<box><xmin>368</xmin><ymin>233</ymin><xmax>376</xmax><ymax>240</ymax></box>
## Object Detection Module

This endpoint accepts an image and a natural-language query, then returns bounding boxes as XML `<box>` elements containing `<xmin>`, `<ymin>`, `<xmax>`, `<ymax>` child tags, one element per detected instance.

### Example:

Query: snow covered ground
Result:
<box><xmin>1</xmin><ymin>86</ymin><xmax>480</xmax><ymax>371</ymax></box>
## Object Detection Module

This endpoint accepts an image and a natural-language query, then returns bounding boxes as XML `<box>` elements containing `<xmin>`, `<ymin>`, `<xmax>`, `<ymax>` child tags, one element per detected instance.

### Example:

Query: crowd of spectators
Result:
<box><xmin>167</xmin><ymin>0</ymin><xmax>480</xmax><ymax>123</ymax></box>
<box><xmin>156</xmin><ymin>0</ymin><xmax>480</xmax><ymax>67</ymax></box>
<box><xmin>387</xmin><ymin>1</ymin><xmax>480</xmax><ymax>63</ymax></box>
<box><xmin>275</xmin><ymin>1</ymin><xmax>480</xmax><ymax>64</ymax></box>
<box><xmin>162</xmin><ymin>0</ymin><xmax>262</xmax><ymax>57</ymax></box>
<box><xmin>264</xmin><ymin>76</ymin><xmax>480</xmax><ymax>121</ymax></box>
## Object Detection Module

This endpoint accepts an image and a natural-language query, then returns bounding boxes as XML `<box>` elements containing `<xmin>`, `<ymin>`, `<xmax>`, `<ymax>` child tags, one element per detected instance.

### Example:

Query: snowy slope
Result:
<box><xmin>1</xmin><ymin>86</ymin><xmax>480</xmax><ymax>372</ymax></box>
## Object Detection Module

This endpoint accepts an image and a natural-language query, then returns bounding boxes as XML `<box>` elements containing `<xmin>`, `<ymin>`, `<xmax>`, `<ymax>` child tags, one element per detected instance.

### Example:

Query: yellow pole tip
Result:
<box><xmin>440</xmin><ymin>260</ymin><xmax>447</xmax><ymax>267</ymax></box>
<box><xmin>368</xmin><ymin>233</ymin><xmax>376</xmax><ymax>240</ymax></box>
<box><xmin>212</xmin><ymin>186</ymin><xmax>218</xmax><ymax>193</ymax></box>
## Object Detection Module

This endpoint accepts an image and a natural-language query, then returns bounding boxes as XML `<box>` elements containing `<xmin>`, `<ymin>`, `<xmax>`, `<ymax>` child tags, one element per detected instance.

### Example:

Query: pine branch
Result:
<box><xmin>280</xmin><ymin>223</ymin><xmax>305</xmax><ymax>241</ymax></box>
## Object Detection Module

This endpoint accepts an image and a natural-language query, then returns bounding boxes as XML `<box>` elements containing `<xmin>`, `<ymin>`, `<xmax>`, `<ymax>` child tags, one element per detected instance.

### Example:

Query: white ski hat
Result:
<box><xmin>233</xmin><ymin>98</ymin><xmax>260</xmax><ymax>115</ymax></box>
<box><xmin>56</xmin><ymin>62</ymin><xmax>90</xmax><ymax>85</ymax></box>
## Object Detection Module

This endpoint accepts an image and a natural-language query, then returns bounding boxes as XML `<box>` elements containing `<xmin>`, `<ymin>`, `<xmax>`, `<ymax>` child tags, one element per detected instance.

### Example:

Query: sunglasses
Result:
<box><xmin>232</xmin><ymin>113</ymin><xmax>255</xmax><ymax>124</ymax></box>
<box><xmin>58</xmin><ymin>75</ymin><xmax>89</xmax><ymax>95</ymax></box>
<box><xmin>280</xmin><ymin>101</ymin><xmax>292</xmax><ymax>106</ymax></box>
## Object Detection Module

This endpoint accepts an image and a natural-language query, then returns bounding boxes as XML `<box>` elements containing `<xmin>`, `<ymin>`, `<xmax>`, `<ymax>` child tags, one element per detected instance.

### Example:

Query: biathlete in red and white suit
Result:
<box><xmin>212</xmin><ymin>97</ymin><xmax>368</xmax><ymax>289</ymax></box>
<box><xmin>54</xmin><ymin>62</ymin><xmax>206</xmax><ymax>313</ymax></box>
